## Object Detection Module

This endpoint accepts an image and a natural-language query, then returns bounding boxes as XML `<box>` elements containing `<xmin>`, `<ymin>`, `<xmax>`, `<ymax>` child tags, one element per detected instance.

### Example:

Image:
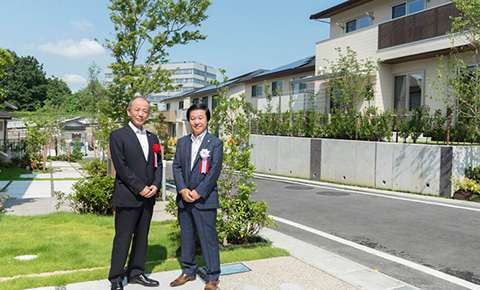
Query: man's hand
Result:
<box><xmin>140</xmin><ymin>185</ymin><xmax>158</xmax><ymax>198</ymax></box>
<box><xmin>190</xmin><ymin>190</ymin><xmax>201</xmax><ymax>201</ymax></box>
<box><xmin>180</xmin><ymin>188</ymin><xmax>195</xmax><ymax>203</ymax></box>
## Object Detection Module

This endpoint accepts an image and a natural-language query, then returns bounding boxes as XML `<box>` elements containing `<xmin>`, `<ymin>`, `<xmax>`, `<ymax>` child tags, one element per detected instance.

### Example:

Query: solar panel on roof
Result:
<box><xmin>255</xmin><ymin>56</ymin><xmax>314</xmax><ymax>77</ymax></box>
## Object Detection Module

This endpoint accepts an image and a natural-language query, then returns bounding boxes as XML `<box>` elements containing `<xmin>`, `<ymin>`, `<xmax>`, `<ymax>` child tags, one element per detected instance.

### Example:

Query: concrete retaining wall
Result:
<box><xmin>250</xmin><ymin>135</ymin><xmax>480</xmax><ymax>196</ymax></box>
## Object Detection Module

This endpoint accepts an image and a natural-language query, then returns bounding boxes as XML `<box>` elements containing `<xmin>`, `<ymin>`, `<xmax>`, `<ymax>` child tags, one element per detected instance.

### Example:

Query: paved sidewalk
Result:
<box><xmin>2</xmin><ymin>161</ymin><xmax>419</xmax><ymax>290</ymax></box>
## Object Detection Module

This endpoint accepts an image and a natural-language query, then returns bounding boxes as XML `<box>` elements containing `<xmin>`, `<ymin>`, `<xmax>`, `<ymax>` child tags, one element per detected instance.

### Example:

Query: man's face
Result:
<box><xmin>127</xmin><ymin>98</ymin><xmax>150</xmax><ymax>129</ymax></box>
<box><xmin>189</xmin><ymin>109</ymin><xmax>208</xmax><ymax>137</ymax></box>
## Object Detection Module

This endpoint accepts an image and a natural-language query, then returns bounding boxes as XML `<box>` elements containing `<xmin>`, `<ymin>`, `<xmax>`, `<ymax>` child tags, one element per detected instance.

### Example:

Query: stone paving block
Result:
<box><xmin>6</xmin><ymin>180</ymin><xmax>52</xmax><ymax>198</ymax></box>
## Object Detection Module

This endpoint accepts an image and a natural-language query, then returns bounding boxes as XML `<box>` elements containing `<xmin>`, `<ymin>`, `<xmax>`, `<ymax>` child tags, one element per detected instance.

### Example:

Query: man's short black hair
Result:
<box><xmin>187</xmin><ymin>103</ymin><xmax>211</xmax><ymax>121</ymax></box>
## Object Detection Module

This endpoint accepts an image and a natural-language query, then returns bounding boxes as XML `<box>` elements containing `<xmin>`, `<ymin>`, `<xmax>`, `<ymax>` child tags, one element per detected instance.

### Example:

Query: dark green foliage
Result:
<box><xmin>397</xmin><ymin>109</ymin><xmax>411</xmax><ymax>142</ymax></box>
<box><xmin>409</xmin><ymin>105</ymin><xmax>430</xmax><ymax>143</ymax></box>
<box><xmin>1</xmin><ymin>51</ymin><xmax>49</xmax><ymax>111</ymax></box>
<box><xmin>70</xmin><ymin>141</ymin><xmax>83</xmax><ymax>162</ymax></box>
<box><xmin>80</xmin><ymin>159</ymin><xmax>108</xmax><ymax>177</ymax></box>
<box><xmin>465</xmin><ymin>165</ymin><xmax>480</xmax><ymax>183</ymax></box>
<box><xmin>55</xmin><ymin>175</ymin><xmax>114</xmax><ymax>215</ymax></box>
<box><xmin>426</xmin><ymin>109</ymin><xmax>446</xmax><ymax>144</ymax></box>
<box><xmin>55</xmin><ymin>160</ymin><xmax>114</xmax><ymax>215</ymax></box>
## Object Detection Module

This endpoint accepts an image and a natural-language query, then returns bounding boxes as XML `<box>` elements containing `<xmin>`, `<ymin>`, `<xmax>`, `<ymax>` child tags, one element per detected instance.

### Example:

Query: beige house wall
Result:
<box><xmin>315</xmin><ymin>0</ymin><xmax>467</xmax><ymax>115</ymax></box>
<box><xmin>245</xmin><ymin>71</ymin><xmax>315</xmax><ymax>113</ymax></box>
<box><xmin>329</xmin><ymin>0</ymin><xmax>451</xmax><ymax>38</ymax></box>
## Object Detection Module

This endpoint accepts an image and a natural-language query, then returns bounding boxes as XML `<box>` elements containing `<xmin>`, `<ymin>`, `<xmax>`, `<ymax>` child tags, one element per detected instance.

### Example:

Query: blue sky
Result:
<box><xmin>1</xmin><ymin>0</ymin><xmax>344</xmax><ymax>92</ymax></box>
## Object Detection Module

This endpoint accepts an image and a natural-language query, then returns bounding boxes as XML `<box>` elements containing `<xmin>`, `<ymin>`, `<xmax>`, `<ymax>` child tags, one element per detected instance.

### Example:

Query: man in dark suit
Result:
<box><xmin>170</xmin><ymin>103</ymin><xmax>223</xmax><ymax>290</ymax></box>
<box><xmin>108</xmin><ymin>97</ymin><xmax>162</xmax><ymax>290</ymax></box>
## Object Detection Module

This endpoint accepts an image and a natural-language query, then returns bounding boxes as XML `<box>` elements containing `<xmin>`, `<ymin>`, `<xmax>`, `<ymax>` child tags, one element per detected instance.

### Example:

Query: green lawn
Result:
<box><xmin>0</xmin><ymin>212</ymin><xmax>288</xmax><ymax>290</ymax></box>
<box><xmin>0</xmin><ymin>165</ymin><xmax>32</xmax><ymax>180</ymax></box>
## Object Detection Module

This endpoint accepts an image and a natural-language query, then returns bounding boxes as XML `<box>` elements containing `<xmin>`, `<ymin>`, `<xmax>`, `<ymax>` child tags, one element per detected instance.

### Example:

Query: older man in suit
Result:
<box><xmin>108</xmin><ymin>97</ymin><xmax>162</xmax><ymax>290</ymax></box>
<box><xmin>170</xmin><ymin>103</ymin><xmax>223</xmax><ymax>290</ymax></box>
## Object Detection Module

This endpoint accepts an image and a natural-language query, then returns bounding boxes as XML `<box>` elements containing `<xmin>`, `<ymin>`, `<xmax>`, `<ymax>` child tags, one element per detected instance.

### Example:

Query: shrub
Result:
<box><xmin>80</xmin><ymin>158</ymin><xmax>107</xmax><ymax>177</ymax></box>
<box><xmin>453</xmin><ymin>176</ymin><xmax>480</xmax><ymax>200</ymax></box>
<box><xmin>397</xmin><ymin>109</ymin><xmax>411</xmax><ymax>142</ymax></box>
<box><xmin>55</xmin><ymin>175</ymin><xmax>115</xmax><ymax>215</ymax></box>
<box><xmin>70</xmin><ymin>141</ymin><xmax>83</xmax><ymax>162</ymax></box>
<box><xmin>465</xmin><ymin>165</ymin><xmax>480</xmax><ymax>183</ymax></box>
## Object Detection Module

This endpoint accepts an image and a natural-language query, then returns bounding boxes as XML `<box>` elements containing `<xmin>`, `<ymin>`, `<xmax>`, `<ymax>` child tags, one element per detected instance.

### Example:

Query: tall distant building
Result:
<box><xmin>104</xmin><ymin>61</ymin><xmax>217</xmax><ymax>109</ymax></box>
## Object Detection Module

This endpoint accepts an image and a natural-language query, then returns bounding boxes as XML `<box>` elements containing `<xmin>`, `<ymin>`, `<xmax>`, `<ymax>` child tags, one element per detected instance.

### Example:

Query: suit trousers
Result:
<box><xmin>108</xmin><ymin>204</ymin><xmax>153</xmax><ymax>283</ymax></box>
<box><xmin>178</xmin><ymin>204</ymin><xmax>221</xmax><ymax>281</ymax></box>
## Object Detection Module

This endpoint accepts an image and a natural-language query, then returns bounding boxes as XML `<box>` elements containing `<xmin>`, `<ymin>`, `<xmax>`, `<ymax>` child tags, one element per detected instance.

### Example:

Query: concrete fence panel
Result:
<box><xmin>250</xmin><ymin>134</ymin><xmax>480</xmax><ymax>196</ymax></box>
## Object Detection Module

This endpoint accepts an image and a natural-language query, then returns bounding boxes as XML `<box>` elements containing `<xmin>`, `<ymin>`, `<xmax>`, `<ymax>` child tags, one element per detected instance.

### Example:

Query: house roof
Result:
<box><xmin>310</xmin><ymin>0</ymin><xmax>374</xmax><ymax>19</ymax></box>
<box><xmin>0</xmin><ymin>110</ymin><xmax>17</xmax><ymax>120</ymax></box>
<box><xmin>248</xmin><ymin>56</ymin><xmax>315</xmax><ymax>82</ymax></box>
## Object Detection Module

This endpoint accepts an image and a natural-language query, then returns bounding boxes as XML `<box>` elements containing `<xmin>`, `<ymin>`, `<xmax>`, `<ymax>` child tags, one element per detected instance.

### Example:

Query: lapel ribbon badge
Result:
<box><xmin>153</xmin><ymin>143</ymin><xmax>161</xmax><ymax>168</ymax></box>
<box><xmin>199</xmin><ymin>148</ymin><xmax>210</xmax><ymax>174</ymax></box>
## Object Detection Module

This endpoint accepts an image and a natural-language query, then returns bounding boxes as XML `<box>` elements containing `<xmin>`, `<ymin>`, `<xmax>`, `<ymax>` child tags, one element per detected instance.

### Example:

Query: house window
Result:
<box><xmin>394</xmin><ymin>71</ymin><xmax>424</xmax><ymax>112</ymax></box>
<box><xmin>358</xmin><ymin>15</ymin><xmax>371</xmax><ymax>29</ymax></box>
<box><xmin>193</xmin><ymin>98</ymin><xmax>200</xmax><ymax>104</ymax></box>
<box><xmin>272</xmin><ymin>81</ymin><xmax>283</xmax><ymax>96</ymax></box>
<box><xmin>166</xmin><ymin>103</ymin><xmax>171</xmax><ymax>111</ymax></box>
<box><xmin>345</xmin><ymin>15</ymin><xmax>371</xmax><ymax>33</ymax></box>
<box><xmin>392</xmin><ymin>3</ymin><xmax>406</xmax><ymax>18</ymax></box>
<box><xmin>179</xmin><ymin>101</ymin><xmax>184</xmax><ymax>109</ymax></box>
<box><xmin>392</xmin><ymin>0</ymin><xmax>424</xmax><ymax>19</ymax></box>
<box><xmin>202</xmin><ymin>97</ymin><xmax>208</xmax><ymax>107</ymax></box>
<box><xmin>346</xmin><ymin>19</ymin><xmax>357</xmax><ymax>33</ymax></box>
<box><xmin>293</xmin><ymin>83</ymin><xmax>307</xmax><ymax>94</ymax></box>
<box><xmin>252</xmin><ymin>84</ymin><xmax>263</xmax><ymax>97</ymax></box>
<box><xmin>408</xmin><ymin>0</ymin><xmax>424</xmax><ymax>14</ymax></box>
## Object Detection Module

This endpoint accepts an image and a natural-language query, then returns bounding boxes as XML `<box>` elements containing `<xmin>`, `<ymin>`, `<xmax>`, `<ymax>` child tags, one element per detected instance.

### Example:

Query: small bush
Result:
<box><xmin>453</xmin><ymin>176</ymin><xmax>480</xmax><ymax>200</ymax></box>
<box><xmin>48</xmin><ymin>154</ymin><xmax>69</xmax><ymax>161</ymax></box>
<box><xmin>55</xmin><ymin>175</ymin><xmax>115</xmax><ymax>215</ymax></box>
<box><xmin>80</xmin><ymin>159</ymin><xmax>107</xmax><ymax>177</ymax></box>
<box><xmin>465</xmin><ymin>165</ymin><xmax>480</xmax><ymax>183</ymax></box>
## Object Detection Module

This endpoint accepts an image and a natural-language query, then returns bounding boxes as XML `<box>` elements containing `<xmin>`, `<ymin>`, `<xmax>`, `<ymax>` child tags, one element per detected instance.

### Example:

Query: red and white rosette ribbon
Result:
<box><xmin>199</xmin><ymin>148</ymin><xmax>210</xmax><ymax>174</ymax></box>
<box><xmin>153</xmin><ymin>144</ymin><xmax>161</xmax><ymax>168</ymax></box>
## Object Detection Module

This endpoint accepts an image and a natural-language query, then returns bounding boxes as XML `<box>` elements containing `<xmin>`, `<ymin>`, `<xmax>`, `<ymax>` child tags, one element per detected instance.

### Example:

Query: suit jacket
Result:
<box><xmin>173</xmin><ymin>132</ymin><xmax>223</xmax><ymax>209</ymax></box>
<box><xmin>109</xmin><ymin>125</ymin><xmax>162</xmax><ymax>208</ymax></box>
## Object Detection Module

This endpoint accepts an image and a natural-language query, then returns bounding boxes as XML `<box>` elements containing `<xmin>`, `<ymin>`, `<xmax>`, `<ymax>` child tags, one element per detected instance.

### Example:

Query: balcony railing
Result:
<box><xmin>163</xmin><ymin>110</ymin><xmax>177</xmax><ymax>122</ymax></box>
<box><xmin>378</xmin><ymin>3</ymin><xmax>459</xmax><ymax>50</ymax></box>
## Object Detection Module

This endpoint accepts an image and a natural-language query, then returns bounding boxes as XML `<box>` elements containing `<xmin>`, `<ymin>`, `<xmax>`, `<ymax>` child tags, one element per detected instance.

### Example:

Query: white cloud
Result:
<box><xmin>37</xmin><ymin>39</ymin><xmax>105</xmax><ymax>58</ymax></box>
<box><xmin>71</xmin><ymin>20</ymin><xmax>94</xmax><ymax>31</ymax></box>
<box><xmin>64</xmin><ymin>74</ymin><xmax>86</xmax><ymax>84</ymax></box>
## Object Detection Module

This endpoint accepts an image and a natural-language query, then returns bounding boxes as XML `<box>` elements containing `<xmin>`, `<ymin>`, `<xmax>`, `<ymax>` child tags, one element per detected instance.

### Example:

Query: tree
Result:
<box><xmin>429</xmin><ymin>0</ymin><xmax>480</xmax><ymax>141</ymax></box>
<box><xmin>44</xmin><ymin>77</ymin><xmax>72</xmax><ymax>110</ymax></box>
<box><xmin>103</xmin><ymin>0</ymin><xmax>211</xmax><ymax>124</ymax></box>
<box><xmin>0</xmin><ymin>48</ymin><xmax>14</xmax><ymax>104</ymax></box>
<box><xmin>0</xmin><ymin>51</ymin><xmax>49</xmax><ymax>111</ymax></box>
<box><xmin>323</xmin><ymin>47</ymin><xmax>378</xmax><ymax>114</ymax></box>
<box><xmin>211</xmin><ymin>71</ymin><xmax>275</xmax><ymax>245</ymax></box>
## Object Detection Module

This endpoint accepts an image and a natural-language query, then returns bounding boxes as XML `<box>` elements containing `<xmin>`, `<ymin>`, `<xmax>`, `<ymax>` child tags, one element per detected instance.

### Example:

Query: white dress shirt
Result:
<box><xmin>128</xmin><ymin>122</ymin><xmax>149</xmax><ymax>161</ymax></box>
<box><xmin>191</xmin><ymin>130</ymin><xmax>207</xmax><ymax>170</ymax></box>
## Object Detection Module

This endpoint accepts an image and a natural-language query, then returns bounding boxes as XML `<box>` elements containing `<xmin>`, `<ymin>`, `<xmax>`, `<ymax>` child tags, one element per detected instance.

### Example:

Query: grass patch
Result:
<box><xmin>0</xmin><ymin>212</ymin><xmax>288</xmax><ymax>290</ymax></box>
<box><xmin>0</xmin><ymin>166</ymin><xmax>31</xmax><ymax>180</ymax></box>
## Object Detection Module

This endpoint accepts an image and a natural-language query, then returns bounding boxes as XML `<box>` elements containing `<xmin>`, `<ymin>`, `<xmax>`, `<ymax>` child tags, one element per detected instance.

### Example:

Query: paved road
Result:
<box><xmin>252</xmin><ymin>174</ymin><xmax>480</xmax><ymax>290</ymax></box>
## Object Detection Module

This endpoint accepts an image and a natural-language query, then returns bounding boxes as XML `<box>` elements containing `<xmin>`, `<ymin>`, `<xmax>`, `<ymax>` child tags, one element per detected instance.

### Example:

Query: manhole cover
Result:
<box><xmin>316</xmin><ymin>191</ymin><xmax>350</xmax><ymax>197</ymax></box>
<box><xmin>285</xmin><ymin>185</ymin><xmax>314</xmax><ymax>190</ymax></box>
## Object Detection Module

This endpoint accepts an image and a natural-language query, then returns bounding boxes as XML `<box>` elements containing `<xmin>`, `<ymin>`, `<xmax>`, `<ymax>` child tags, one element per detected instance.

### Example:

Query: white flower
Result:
<box><xmin>200</xmin><ymin>149</ymin><xmax>210</xmax><ymax>159</ymax></box>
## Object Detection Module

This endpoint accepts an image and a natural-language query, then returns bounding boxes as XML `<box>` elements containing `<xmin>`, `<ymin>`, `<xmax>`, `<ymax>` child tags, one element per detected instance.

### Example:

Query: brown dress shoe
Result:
<box><xmin>170</xmin><ymin>273</ymin><xmax>196</xmax><ymax>287</ymax></box>
<box><xmin>204</xmin><ymin>281</ymin><xmax>218</xmax><ymax>290</ymax></box>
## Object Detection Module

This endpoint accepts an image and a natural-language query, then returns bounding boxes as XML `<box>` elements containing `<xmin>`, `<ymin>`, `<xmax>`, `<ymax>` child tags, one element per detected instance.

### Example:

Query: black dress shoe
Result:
<box><xmin>111</xmin><ymin>281</ymin><xmax>123</xmax><ymax>290</ymax></box>
<box><xmin>128</xmin><ymin>274</ymin><xmax>160</xmax><ymax>287</ymax></box>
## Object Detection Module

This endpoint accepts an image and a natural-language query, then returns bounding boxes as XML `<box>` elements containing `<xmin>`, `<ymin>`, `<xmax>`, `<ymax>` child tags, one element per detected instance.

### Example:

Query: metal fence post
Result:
<box><xmin>162</xmin><ymin>160</ymin><xmax>167</xmax><ymax>201</ymax></box>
